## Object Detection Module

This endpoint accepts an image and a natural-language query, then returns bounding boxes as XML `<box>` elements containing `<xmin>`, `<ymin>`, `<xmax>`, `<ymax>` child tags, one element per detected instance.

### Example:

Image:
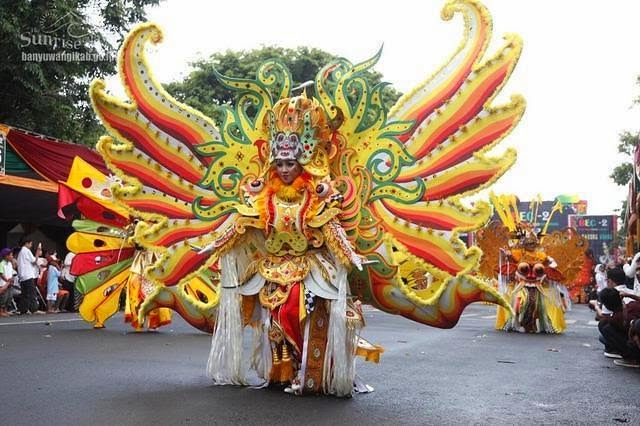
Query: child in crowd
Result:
<box><xmin>45</xmin><ymin>254</ymin><xmax>69</xmax><ymax>313</ymax></box>
<box><xmin>594</xmin><ymin>264</ymin><xmax>607</xmax><ymax>294</ymax></box>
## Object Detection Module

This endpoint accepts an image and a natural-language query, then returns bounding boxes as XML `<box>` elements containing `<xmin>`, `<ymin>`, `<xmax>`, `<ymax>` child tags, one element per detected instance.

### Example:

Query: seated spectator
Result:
<box><xmin>9</xmin><ymin>247</ymin><xmax>21</xmax><ymax>311</ymax></box>
<box><xmin>613</xmin><ymin>292</ymin><xmax>640</xmax><ymax>368</ymax></box>
<box><xmin>591</xmin><ymin>288</ymin><xmax>625</xmax><ymax>358</ymax></box>
<box><xmin>591</xmin><ymin>287</ymin><xmax>640</xmax><ymax>365</ymax></box>
<box><xmin>0</xmin><ymin>248</ymin><xmax>15</xmax><ymax>317</ymax></box>
<box><xmin>599</xmin><ymin>268</ymin><xmax>626</xmax><ymax>316</ymax></box>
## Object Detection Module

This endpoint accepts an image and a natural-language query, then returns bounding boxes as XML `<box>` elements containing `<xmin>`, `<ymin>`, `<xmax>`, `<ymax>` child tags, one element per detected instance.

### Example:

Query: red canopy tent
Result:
<box><xmin>0</xmin><ymin>123</ymin><xmax>108</xmax><ymax>248</ymax></box>
<box><xmin>1</xmin><ymin>123</ymin><xmax>107</xmax><ymax>187</ymax></box>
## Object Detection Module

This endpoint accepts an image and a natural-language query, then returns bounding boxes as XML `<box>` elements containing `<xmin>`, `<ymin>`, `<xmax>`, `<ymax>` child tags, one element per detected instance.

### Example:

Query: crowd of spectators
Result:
<box><xmin>0</xmin><ymin>238</ymin><xmax>76</xmax><ymax>317</ymax></box>
<box><xmin>3</xmin><ymin>238</ymin><xmax>640</xmax><ymax>371</ymax></box>
<box><xmin>591</xmin><ymin>255</ymin><xmax>640</xmax><ymax>368</ymax></box>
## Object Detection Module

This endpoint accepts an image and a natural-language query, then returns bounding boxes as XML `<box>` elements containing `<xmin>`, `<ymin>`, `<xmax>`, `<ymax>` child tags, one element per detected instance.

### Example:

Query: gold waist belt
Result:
<box><xmin>259</xmin><ymin>281</ymin><xmax>293</xmax><ymax>310</ymax></box>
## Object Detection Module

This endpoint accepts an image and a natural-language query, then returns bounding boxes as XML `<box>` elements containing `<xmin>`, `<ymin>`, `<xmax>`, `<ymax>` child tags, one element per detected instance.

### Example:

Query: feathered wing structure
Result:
<box><xmin>90</xmin><ymin>0</ymin><xmax>523</xmax><ymax>330</ymax></box>
<box><xmin>58</xmin><ymin>157</ymin><xmax>135</xmax><ymax>327</ymax></box>
<box><xmin>477</xmin><ymin>194</ymin><xmax>588</xmax><ymax>286</ymax></box>
<box><xmin>90</xmin><ymin>22</ymin><xmax>264</xmax><ymax>290</ymax></box>
<box><xmin>313</xmin><ymin>0</ymin><xmax>524</xmax><ymax>327</ymax></box>
<box><xmin>58</xmin><ymin>157</ymin><xmax>219</xmax><ymax>332</ymax></box>
<box><xmin>475</xmin><ymin>220</ymin><xmax>511</xmax><ymax>278</ymax></box>
<box><xmin>541</xmin><ymin>229</ymin><xmax>589</xmax><ymax>285</ymax></box>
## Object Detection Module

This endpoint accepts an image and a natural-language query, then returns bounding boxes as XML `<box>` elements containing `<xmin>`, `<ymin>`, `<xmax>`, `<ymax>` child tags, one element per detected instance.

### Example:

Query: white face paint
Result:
<box><xmin>275</xmin><ymin>159</ymin><xmax>302</xmax><ymax>185</ymax></box>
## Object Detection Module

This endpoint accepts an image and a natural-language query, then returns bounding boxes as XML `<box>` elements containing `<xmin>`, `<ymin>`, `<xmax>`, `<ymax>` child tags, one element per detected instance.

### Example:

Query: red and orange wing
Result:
<box><xmin>89</xmin><ymin>24</ymin><xmax>259</xmax><ymax>287</ymax></box>
<box><xmin>320</xmin><ymin>0</ymin><xmax>522</xmax><ymax>327</ymax></box>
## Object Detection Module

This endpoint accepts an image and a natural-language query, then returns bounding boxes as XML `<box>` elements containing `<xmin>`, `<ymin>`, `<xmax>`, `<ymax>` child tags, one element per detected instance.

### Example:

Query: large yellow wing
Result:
<box><xmin>320</xmin><ymin>0</ymin><xmax>523</xmax><ymax>327</ymax></box>
<box><xmin>90</xmin><ymin>24</ymin><xmax>263</xmax><ymax>288</ymax></box>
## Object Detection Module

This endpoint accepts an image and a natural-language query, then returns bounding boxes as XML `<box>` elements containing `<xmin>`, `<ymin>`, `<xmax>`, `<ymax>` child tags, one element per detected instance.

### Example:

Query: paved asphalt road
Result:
<box><xmin>1</xmin><ymin>303</ymin><xmax>638</xmax><ymax>425</ymax></box>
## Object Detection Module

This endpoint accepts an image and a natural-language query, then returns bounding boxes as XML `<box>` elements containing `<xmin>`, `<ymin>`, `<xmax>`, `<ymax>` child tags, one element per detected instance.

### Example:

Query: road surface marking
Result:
<box><xmin>481</xmin><ymin>315</ymin><xmax>496</xmax><ymax>319</ymax></box>
<box><xmin>587</xmin><ymin>320</ymin><xmax>598</xmax><ymax>326</ymax></box>
<box><xmin>461</xmin><ymin>313</ymin><xmax>478</xmax><ymax>318</ymax></box>
<box><xmin>0</xmin><ymin>318</ymin><xmax>84</xmax><ymax>327</ymax></box>
<box><xmin>565</xmin><ymin>319</ymin><xmax>577</xmax><ymax>324</ymax></box>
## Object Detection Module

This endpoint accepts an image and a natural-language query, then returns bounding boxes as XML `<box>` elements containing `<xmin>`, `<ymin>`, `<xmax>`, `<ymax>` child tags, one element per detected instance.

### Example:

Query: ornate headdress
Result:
<box><xmin>266</xmin><ymin>95</ymin><xmax>331</xmax><ymax>177</ymax></box>
<box><xmin>511</xmin><ymin>222</ymin><xmax>542</xmax><ymax>251</ymax></box>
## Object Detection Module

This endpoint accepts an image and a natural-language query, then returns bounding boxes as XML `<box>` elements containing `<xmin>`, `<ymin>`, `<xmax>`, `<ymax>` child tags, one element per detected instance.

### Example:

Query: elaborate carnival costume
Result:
<box><xmin>476</xmin><ymin>194</ymin><xmax>587</xmax><ymax>334</ymax></box>
<box><xmin>88</xmin><ymin>0</ymin><xmax>525</xmax><ymax>395</ymax></box>
<box><xmin>123</xmin><ymin>248</ymin><xmax>172</xmax><ymax>330</ymax></box>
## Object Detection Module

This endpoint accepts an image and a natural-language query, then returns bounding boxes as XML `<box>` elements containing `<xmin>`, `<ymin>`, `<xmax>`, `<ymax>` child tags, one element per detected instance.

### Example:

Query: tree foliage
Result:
<box><xmin>610</xmin><ymin>130</ymin><xmax>640</xmax><ymax>186</ymax></box>
<box><xmin>0</xmin><ymin>0</ymin><xmax>160</xmax><ymax>146</ymax></box>
<box><xmin>165</xmin><ymin>46</ymin><xmax>402</xmax><ymax>124</ymax></box>
<box><xmin>611</xmin><ymin>126</ymin><xmax>640</xmax><ymax>240</ymax></box>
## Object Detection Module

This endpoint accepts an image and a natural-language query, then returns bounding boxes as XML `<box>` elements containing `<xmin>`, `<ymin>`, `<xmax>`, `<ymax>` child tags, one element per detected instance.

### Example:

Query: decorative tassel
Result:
<box><xmin>270</xmin><ymin>345</ymin><xmax>281</xmax><ymax>381</ymax></box>
<box><xmin>505</xmin><ymin>282</ymin><xmax>525</xmax><ymax>331</ymax></box>
<box><xmin>279</xmin><ymin>345</ymin><xmax>294</xmax><ymax>382</ymax></box>
<box><xmin>249</xmin><ymin>307</ymin><xmax>272</xmax><ymax>387</ymax></box>
<box><xmin>206</xmin><ymin>253</ymin><xmax>246</xmax><ymax>385</ymax></box>
<box><xmin>322</xmin><ymin>263</ymin><xmax>356</xmax><ymax>397</ymax></box>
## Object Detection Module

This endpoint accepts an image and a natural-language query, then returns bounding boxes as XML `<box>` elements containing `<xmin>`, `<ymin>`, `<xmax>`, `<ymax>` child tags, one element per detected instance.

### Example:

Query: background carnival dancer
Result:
<box><xmin>124</xmin><ymin>246</ymin><xmax>172</xmax><ymax>331</ymax></box>
<box><xmin>476</xmin><ymin>194</ymin><xmax>587</xmax><ymax>333</ymax></box>
<box><xmin>89</xmin><ymin>0</ymin><xmax>525</xmax><ymax>396</ymax></box>
<box><xmin>58</xmin><ymin>157</ymin><xmax>219</xmax><ymax>332</ymax></box>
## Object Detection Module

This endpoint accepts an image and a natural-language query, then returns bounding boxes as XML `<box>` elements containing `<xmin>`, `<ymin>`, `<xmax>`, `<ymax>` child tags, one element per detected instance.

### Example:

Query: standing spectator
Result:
<box><xmin>0</xmin><ymin>248</ymin><xmax>15</xmax><ymax>317</ymax></box>
<box><xmin>594</xmin><ymin>264</ymin><xmax>607</xmax><ymax>294</ymax></box>
<box><xmin>16</xmin><ymin>239</ymin><xmax>44</xmax><ymax>315</ymax></box>
<box><xmin>60</xmin><ymin>251</ymin><xmax>76</xmax><ymax>312</ymax></box>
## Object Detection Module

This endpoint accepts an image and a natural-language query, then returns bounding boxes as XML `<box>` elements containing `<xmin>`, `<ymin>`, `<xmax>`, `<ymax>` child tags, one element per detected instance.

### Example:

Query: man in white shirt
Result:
<box><xmin>60</xmin><ymin>252</ymin><xmax>76</xmax><ymax>312</ymax></box>
<box><xmin>16</xmin><ymin>239</ymin><xmax>43</xmax><ymax>315</ymax></box>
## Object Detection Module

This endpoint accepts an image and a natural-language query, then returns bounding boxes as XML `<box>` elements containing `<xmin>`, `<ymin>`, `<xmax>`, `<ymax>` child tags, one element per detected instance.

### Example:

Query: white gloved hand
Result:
<box><xmin>351</xmin><ymin>254</ymin><xmax>364</xmax><ymax>271</ymax></box>
<box><xmin>189</xmin><ymin>242</ymin><xmax>215</xmax><ymax>255</ymax></box>
<box><xmin>198</xmin><ymin>243</ymin><xmax>215</xmax><ymax>255</ymax></box>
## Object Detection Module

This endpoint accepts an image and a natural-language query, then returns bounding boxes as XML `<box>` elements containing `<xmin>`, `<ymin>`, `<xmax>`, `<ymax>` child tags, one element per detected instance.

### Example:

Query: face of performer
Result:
<box><xmin>275</xmin><ymin>159</ymin><xmax>302</xmax><ymax>185</ymax></box>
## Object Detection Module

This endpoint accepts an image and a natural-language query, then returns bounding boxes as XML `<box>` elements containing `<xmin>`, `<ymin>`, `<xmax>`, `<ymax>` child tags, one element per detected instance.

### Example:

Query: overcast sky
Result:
<box><xmin>106</xmin><ymin>0</ymin><xmax>640</xmax><ymax>215</ymax></box>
